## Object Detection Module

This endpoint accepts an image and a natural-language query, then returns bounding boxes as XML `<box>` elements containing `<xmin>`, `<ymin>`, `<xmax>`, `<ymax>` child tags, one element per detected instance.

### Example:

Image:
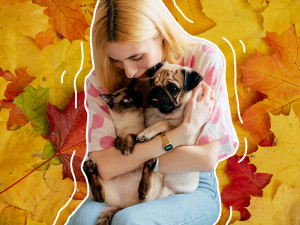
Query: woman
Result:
<box><xmin>69</xmin><ymin>0</ymin><xmax>238</xmax><ymax>224</ymax></box>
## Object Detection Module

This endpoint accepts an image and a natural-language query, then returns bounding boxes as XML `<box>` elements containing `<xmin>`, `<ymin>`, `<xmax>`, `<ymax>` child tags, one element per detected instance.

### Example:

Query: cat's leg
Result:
<box><xmin>114</xmin><ymin>134</ymin><xmax>137</xmax><ymax>156</ymax></box>
<box><xmin>97</xmin><ymin>207</ymin><xmax>123</xmax><ymax>225</ymax></box>
<box><xmin>83</xmin><ymin>160</ymin><xmax>105</xmax><ymax>202</ymax></box>
<box><xmin>138</xmin><ymin>158</ymin><xmax>158</xmax><ymax>201</ymax></box>
<box><xmin>136</xmin><ymin>120</ymin><xmax>172</xmax><ymax>142</ymax></box>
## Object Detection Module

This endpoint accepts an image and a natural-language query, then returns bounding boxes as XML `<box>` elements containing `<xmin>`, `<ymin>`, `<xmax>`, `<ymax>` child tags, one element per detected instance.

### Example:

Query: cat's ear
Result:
<box><xmin>100</xmin><ymin>94</ymin><xmax>115</xmax><ymax>109</ymax></box>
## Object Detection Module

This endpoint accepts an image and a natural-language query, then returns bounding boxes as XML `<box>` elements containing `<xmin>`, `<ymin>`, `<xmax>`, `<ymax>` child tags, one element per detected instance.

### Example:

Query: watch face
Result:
<box><xmin>164</xmin><ymin>144</ymin><xmax>173</xmax><ymax>151</ymax></box>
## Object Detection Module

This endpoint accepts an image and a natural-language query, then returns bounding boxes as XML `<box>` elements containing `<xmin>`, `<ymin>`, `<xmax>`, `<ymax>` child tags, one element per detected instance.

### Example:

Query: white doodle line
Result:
<box><xmin>74</xmin><ymin>42</ymin><xmax>84</xmax><ymax>108</ymax></box>
<box><xmin>222</xmin><ymin>37</ymin><xmax>243</xmax><ymax>124</ymax></box>
<box><xmin>61</xmin><ymin>70</ymin><xmax>66</xmax><ymax>84</ymax></box>
<box><xmin>238</xmin><ymin>138</ymin><xmax>248</xmax><ymax>163</ymax></box>
<box><xmin>239</xmin><ymin>40</ymin><xmax>246</xmax><ymax>53</ymax></box>
<box><xmin>53</xmin><ymin>150</ymin><xmax>77</xmax><ymax>225</ymax></box>
<box><xmin>225</xmin><ymin>206</ymin><xmax>233</xmax><ymax>225</ymax></box>
<box><xmin>173</xmin><ymin>0</ymin><xmax>194</xmax><ymax>23</ymax></box>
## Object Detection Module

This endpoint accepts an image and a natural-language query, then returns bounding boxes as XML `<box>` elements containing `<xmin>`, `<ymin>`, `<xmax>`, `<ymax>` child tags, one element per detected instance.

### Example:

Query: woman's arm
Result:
<box><xmin>157</xmin><ymin>140</ymin><xmax>221</xmax><ymax>173</ymax></box>
<box><xmin>90</xmin><ymin>124</ymin><xmax>195</xmax><ymax>180</ymax></box>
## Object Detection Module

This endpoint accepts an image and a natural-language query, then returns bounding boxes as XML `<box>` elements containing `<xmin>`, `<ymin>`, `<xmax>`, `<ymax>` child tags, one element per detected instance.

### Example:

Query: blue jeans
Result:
<box><xmin>68</xmin><ymin>170</ymin><xmax>220</xmax><ymax>225</ymax></box>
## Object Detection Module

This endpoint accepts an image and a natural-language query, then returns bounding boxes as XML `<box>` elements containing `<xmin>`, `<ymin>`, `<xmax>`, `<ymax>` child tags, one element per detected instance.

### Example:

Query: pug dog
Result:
<box><xmin>137</xmin><ymin>62</ymin><xmax>204</xmax><ymax>197</ymax></box>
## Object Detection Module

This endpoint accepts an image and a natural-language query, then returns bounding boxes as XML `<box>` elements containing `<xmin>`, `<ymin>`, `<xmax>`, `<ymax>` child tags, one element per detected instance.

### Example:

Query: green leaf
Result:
<box><xmin>14</xmin><ymin>85</ymin><xmax>50</xmax><ymax>135</ymax></box>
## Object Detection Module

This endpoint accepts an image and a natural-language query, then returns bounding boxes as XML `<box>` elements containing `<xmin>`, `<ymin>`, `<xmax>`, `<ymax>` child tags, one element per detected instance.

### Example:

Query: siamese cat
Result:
<box><xmin>83</xmin><ymin>80</ymin><xmax>163</xmax><ymax>225</ymax></box>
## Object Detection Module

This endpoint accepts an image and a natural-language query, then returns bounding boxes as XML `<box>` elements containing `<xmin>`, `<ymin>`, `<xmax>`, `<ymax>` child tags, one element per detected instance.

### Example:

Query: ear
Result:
<box><xmin>128</xmin><ymin>78</ymin><xmax>137</xmax><ymax>89</ymax></box>
<box><xmin>147</xmin><ymin>62</ymin><xmax>164</xmax><ymax>77</ymax></box>
<box><xmin>100</xmin><ymin>94</ymin><xmax>115</xmax><ymax>109</ymax></box>
<box><xmin>183</xmin><ymin>69</ymin><xmax>204</xmax><ymax>92</ymax></box>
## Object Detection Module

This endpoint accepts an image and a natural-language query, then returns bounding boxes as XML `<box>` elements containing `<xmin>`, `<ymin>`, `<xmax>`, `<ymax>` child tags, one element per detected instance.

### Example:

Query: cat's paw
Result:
<box><xmin>114</xmin><ymin>134</ymin><xmax>136</xmax><ymax>156</ymax></box>
<box><xmin>83</xmin><ymin>160</ymin><xmax>98</xmax><ymax>181</ymax></box>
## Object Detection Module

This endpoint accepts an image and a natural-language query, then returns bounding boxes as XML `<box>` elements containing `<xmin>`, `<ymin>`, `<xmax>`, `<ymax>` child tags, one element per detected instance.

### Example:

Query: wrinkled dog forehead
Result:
<box><xmin>152</xmin><ymin>64</ymin><xmax>189</xmax><ymax>87</ymax></box>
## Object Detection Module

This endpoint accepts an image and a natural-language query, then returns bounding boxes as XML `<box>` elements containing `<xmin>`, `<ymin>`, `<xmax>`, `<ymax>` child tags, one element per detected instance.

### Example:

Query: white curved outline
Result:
<box><xmin>53</xmin><ymin>150</ymin><xmax>77</xmax><ymax>225</ymax></box>
<box><xmin>61</xmin><ymin>70</ymin><xmax>66</xmax><ymax>84</ymax></box>
<box><xmin>172</xmin><ymin>0</ymin><xmax>194</xmax><ymax>23</ymax></box>
<box><xmin>238</xmin><ymin>138</ymin><xmax>248</xmax><ymax>163</ymax></box>
<box><xmin>222</xmin><ymin>37</ymin><xmax>243</xmax><ymax>124</ymax></box>
<box><xmin>225</xmin><ymin>206</ymin><xmax>233</xmax><ymax>225</ymax></box>
<box><xmin>74</xmin><ymin>42</ymin><xmax>84</xmax><ymax>108</ymax></box>
<box><xmin>239</xmin><ymin>40</ymin><xmax>246</xmax><ymax>53</ymax></box>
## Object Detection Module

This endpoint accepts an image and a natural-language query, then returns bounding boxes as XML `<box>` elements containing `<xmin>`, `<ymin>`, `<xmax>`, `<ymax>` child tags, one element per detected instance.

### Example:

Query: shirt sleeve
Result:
<box><xmin>85</xmin><ymin>71</ymin><xmax>116</xmax><ymax>153</ymax></box>
<box><xmin>180</xmin><ymin>41</ymin><xmax>239</xmax><ymax>161</ymax></box>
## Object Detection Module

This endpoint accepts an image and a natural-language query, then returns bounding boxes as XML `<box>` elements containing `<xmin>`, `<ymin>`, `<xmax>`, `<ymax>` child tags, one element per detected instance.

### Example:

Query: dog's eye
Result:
<box><xmin>123</xmin><ymin>97</ymin><xmax>132</xmax><ymax>103</ymax></box>
<box><xmin>166</xmin><ymin>83</ymin><xmax>179</xmax><ymax>94</ymax></box>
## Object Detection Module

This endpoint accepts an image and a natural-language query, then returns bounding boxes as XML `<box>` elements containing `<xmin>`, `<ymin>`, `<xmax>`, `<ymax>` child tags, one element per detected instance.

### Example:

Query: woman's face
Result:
<box><xmin>107</xmin><ymin>35</ymin><xmax>165</xmax><ymax>80</ymax></box>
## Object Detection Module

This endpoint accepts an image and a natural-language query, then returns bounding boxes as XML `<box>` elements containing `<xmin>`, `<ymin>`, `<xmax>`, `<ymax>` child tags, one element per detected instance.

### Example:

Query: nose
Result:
<box><xmin>123</xmin><ymin>61</ymin><xmax>138</xmax><ymax>78</ymax></box>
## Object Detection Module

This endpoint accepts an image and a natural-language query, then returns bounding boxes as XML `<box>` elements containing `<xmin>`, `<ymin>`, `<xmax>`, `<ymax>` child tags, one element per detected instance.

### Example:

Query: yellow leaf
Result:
<box><xmin>249</xmin><ymin>108</ymin><xmax>300</xmax><ymax>197</ymax></box>
<box><xmin>0</xmin><ymin>29</ymin><xmax>17</xmax><ymax>72</ymax></box>
<box><xmin>0</xmin><ymin>0</ymin><xmax>29</xmax><ymax>10</ymax></box>
<box><xmin>232</xmin><ymin>183</ymin><xmax>300</xmax><ymax>225</ymax></box>
<box><xmin>247</xmin><ymin>0</ymin><xmax>269</xmax><ymax>13</ymax></box>
<box><xmin>199</xmin><ymin>0</ymin><xmax>272</xmax><ymax>96</ymax></box>
<box><xmin>262</xmin><ymin>0</ymin><xmax>300</xmax><ymax>34</ymax></box>
<box><xmin>42</xmin><ymin>39</ymin><xmax>92</xmax><ymax>106</ymax></box>
<box><xmin>0</xmin><ymin>206</ymin><xmax>30</xmax><ymax>225</ymax></box>
<box><xmin>80</xmin><ymin>0</ymin><xmax>96</xmax><ymax>26</ymax></box>
<box><xmin>0</xmin><ymin>2</ymin><xmax>48</xmax><ymax>38</ymax></box>
<box><xmin>162</xmin><ymin>0</ymin><xmax>216</xmax><ymax>35</ymax></box>
<box><xmin>26</xmin><ymin>218</ymin><xmax>47</xmax><ymax>225</ymax></box>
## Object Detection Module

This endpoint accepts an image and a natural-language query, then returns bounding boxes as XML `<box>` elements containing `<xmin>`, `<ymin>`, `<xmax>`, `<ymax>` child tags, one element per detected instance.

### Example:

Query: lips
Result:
<box><xmin>136</xmin><ymin>72</ymin><xmax>147</xmax><ymax>80</ymax></box>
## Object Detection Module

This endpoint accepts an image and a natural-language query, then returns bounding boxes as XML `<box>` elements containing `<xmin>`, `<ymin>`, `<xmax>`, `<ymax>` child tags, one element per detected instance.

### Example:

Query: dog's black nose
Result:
<box><xmin>148</xmin><ymin>87</ymin><xmax>175</xmax><ymax>114</ymax></box>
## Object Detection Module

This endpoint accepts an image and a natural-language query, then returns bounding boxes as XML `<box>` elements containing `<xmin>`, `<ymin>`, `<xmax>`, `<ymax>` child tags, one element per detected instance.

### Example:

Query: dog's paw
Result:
<box><xmin>136</xmin><ymin>129</ymin><xmax>156</xmax><ymax>142</ymax></box>
<box><xmin>83</xmin><ymin>160</ymin><xmax>98</xmax><ymax>176</ymax></box>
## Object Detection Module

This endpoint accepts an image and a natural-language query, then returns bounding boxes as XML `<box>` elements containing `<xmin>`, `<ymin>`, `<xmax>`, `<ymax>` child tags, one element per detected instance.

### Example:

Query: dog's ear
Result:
<box><xmin>183</xmin><ymin>69</ymin><xmax>204</xmax><ymax>92</ymax></box>
<box><xmin>100</xmin><ymin>94</ymin><xmax>115</xmax><ymax>109</ymax></box>
<box><xmin>147</xmin><ymin>62</ymin><xmax>164</xmax><ymax>77</ymax></box>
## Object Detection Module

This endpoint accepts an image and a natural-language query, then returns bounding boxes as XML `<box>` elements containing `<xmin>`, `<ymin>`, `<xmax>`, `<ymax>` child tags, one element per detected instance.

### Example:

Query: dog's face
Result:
<box><xmin>147</xmin><ymin>63</ymin><xmax>203</xmax><ymax>114</ymax></box>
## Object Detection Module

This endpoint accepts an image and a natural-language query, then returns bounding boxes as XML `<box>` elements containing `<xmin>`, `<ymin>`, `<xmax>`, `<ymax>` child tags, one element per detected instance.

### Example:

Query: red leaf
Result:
<box><xmin>0</xmin><ymin>68</ymin><xmax>35</xmax><ymax>101</ymax></box>
<box><xmin>45</xmin><ymin>91</ymin><xmax>87</xmax><ymax>181</ymax></box>
<box><xmin>221</xmin><ymin>155</ymin><xmax>272</xmax><ymax>220</ymax></box>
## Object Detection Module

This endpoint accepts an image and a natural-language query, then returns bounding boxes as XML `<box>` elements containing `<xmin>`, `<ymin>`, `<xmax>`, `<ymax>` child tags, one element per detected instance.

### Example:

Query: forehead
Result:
<box><xmin>106</xmin><ymin>38</ymin><xmax>159</xmax><ymax>60</ymax></box>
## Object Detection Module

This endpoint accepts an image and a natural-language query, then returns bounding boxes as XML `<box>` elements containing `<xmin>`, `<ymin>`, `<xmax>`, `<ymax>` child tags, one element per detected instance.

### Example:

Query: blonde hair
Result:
<box><xmin>91</xmin><ymin>0</ymin><xmax>193</xmax><ymax>93</ymax></box>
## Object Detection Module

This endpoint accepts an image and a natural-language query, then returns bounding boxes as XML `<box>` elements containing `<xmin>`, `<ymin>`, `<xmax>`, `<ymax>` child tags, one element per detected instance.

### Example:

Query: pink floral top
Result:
<box><xmin>85</xmin><ymin>40</ymin><xmax>238</xmax><ymax>161</ymax></box>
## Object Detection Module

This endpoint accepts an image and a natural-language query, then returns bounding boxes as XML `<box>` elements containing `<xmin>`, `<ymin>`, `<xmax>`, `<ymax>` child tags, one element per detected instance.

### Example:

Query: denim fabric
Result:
<box><xmin>68</xmin><ymin>170</ymin><xmax>220</xmax><ymax>225</ymax></box>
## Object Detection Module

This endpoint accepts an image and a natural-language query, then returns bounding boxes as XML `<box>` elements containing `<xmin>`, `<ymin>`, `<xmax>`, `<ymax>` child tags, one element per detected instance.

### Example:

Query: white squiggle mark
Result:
<box><xmin>238</xmin><ymin>138</ymin><xmax>248</xmax><ymax>163</ymax></box>
<box><xmin>239</xmin><ymin>40</ymin><xmax>246</xmax><ymax>53</ymax></box>
<box><xmin>222</xmin><ymin>37</ymin><xmax>243</xmax><ymax>124</ymax></box>
<box><xmin>225</xmin><ymin>206</ymin><xmax>233</xmax><ymax>225</ymax></box>
<box><xmin>61</xmin><ymin>70</ymin><xmax>66</xmax><ymax>84</ymax></box>
<box><xmin>172</xmin><ymin>0</ymin><xmax>194</xmax><ymax>23</ymax></box>
<box><xmin>53</xmin><ymin>150</ymin><xmax>77</xmax><ymax>225</ymax></box>
<box><xmin>74</xmin><ymin>42</ymin><xmax>84</xmax><ymax>108</ymax></box>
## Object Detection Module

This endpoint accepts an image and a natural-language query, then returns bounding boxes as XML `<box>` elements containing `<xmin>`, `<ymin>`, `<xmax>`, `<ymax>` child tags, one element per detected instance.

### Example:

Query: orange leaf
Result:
<box><xmin>240</xmin><ymin>25</ymin><xmax>300</xmax><ymax>138</ymax></box>
<box><xmin>0</xmin><ymin>100</ymin><xmax>28</xmax><ymax>130</ymax></box>
<box><xmin>0</xmin><ymin>68</ymin><xmax>35</xmax><ymax>101</ymax></box>
<box><xmin>35</xmin><ymin>27</ymin><xmax>56</xmax><ymax>49</ymax></box>
<box><xmin>32</xmin><ymin>0</ymin><xmax>89</xmax><ymax>42</ymax></box>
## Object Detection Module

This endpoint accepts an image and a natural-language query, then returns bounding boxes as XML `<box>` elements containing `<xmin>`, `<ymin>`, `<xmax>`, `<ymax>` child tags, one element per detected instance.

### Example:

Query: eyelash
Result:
<box><xmin>132</xmin><ymin>55</ymin><xmax>143</xmax><ymax>61</ymax></box>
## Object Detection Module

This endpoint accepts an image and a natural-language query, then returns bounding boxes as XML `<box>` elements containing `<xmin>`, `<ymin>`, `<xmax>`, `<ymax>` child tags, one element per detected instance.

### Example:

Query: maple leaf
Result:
<box><xmin>35</xmin><ymin>26</ymin><xmax>56</xmax><ymax>49</ymax></box>
<box><xmin>0</xmin><ymin>68</ymin><xmax>35</xmax><ymax>130</ymax></box>
<box><xmin>262</xmin><ymin>0</ymin><xmax>300</xmax><ymax>35</ymax></box>
<box><xmin>45</xmin><ymin>91</ymin><xmax>87</xmax><ymax>182</ymax></box>
<box><xmin>221</xmin><ymin>155</ymin><xmax>272</xmax><ymax>220</ymax></box>
<box><xmin>14</xmin><ymin>85</ymin><xmax>50</xmax><ymax>135</ymax></box>
<box><xmin>80</xmin><ymin>0</ymin><xmax>96</xmax><ymax>26</ymax></box>
<box><xmin>232</xmin><ymin>183</ymin><xmax>300</xmax><ymax>225</ymax></box>
<box><xmin>32</xmin><ymin>0</ymin><xmax>89</xmax><ymax>42</ymax></box>
<box><xmin>162</xmin><ymin>0</ymin><xmax>215</xmax><ymax>35</ymax></box>
<box><xmin>240</xmin><ymin>25</ymin><xmax>300</xmax><ymax>139</ymax></box>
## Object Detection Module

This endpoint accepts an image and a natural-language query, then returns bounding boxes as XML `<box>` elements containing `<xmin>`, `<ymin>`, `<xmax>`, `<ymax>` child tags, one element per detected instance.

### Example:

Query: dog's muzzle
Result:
<box><xmin>148</xmin><ymin>87</ymin><xmax>176</xmax><ymax>114</ymax></box>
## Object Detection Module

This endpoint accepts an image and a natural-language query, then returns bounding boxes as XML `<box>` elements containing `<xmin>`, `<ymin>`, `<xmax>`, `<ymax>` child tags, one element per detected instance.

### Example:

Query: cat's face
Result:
<box><xmin>100</xmin><ymin>88</ymin><xmax>143</xmax><ymax>113</ymax></box>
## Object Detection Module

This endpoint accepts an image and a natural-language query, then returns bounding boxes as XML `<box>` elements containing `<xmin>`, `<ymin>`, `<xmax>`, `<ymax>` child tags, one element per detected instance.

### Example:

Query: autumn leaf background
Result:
<box><xmin>0</xmin><ymin>0</ymin><xmax>299</xmax><ymax>224</ymax></box>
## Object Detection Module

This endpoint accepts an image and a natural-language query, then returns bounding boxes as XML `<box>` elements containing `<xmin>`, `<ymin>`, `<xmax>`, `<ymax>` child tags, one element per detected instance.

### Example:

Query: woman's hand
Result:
<box><xmin>181</xmin><ymin>82</ymin><xmax>215</xmax><ymax>139</ymax></box>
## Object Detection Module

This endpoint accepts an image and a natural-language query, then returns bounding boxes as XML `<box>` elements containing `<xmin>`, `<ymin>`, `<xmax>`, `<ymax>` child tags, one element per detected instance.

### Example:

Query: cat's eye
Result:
<box><xmin>166</xmin><ymin>83</ymin><xmax>179</xmax><ymax>94</ymax></box>
<box><xmin>123</xmin><ymin>97</ymin><xmax>132</xmax><ymax>103</ymax></box>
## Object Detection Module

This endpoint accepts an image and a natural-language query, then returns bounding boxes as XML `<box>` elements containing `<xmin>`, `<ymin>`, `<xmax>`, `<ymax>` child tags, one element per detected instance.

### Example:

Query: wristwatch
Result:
<box><xmin>160</xmin><ymin>132</ymin><xmax>173</xmax><ymax>151</ymax></box>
